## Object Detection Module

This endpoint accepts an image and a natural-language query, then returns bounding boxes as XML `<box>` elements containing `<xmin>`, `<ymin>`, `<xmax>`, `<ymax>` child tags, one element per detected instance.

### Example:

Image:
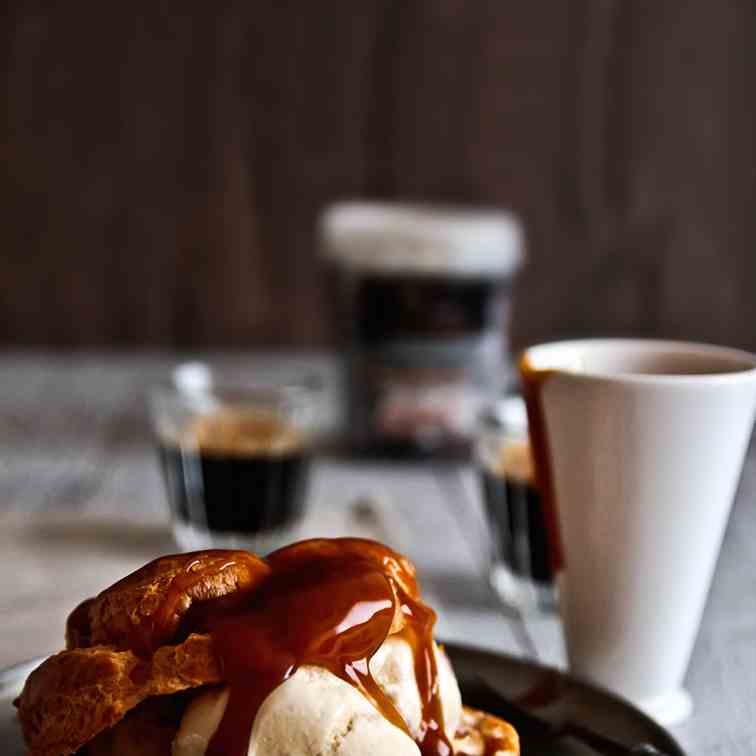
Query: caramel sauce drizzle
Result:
<box><xmin>150</xmin><ymin>539</ymin><xmax>452</xmax><ymax>756</ymax></box>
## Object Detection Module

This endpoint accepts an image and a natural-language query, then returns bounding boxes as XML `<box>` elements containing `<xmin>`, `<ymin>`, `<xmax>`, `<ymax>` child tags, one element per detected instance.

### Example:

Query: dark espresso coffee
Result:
<box><xmin>159</xmin><ymin>410</ymin><xmax>309</xmax><ymax>536</ymax></box>
<box><xmin>481</xmin><ymin>438</ymin><xmax>553</xmax><ymax>585</ymax></box>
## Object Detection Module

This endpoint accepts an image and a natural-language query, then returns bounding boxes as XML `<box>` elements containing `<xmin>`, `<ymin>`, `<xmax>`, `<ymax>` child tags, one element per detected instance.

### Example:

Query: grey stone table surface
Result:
<box><xmin>1</xmin><ymin>351</ymin><xmax>755</xmax><ymax>754</ymax></box>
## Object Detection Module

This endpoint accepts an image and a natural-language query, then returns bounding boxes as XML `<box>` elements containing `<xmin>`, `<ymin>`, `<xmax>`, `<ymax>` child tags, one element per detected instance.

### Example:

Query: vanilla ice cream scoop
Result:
<box><xmin>173</xmin><ymin>639</ymin><xmax>462</xmax><ymax>756</ymax></box>
<box><xmin>370</xmin><ymin>637</ymin><xmax>462</xmax><ymax>741</ymax></box>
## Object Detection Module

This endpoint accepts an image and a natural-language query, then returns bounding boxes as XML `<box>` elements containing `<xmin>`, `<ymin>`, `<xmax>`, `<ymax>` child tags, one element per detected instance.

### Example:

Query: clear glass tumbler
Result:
<box><xmin>150</xmin><ymin>363</ymin><xmax>322</xmax><ymax>552</ymax></box>
<box><xmin>477</xmin><ymin>395</ymin><xmax>558</xmax><ymax>614</ymax></box>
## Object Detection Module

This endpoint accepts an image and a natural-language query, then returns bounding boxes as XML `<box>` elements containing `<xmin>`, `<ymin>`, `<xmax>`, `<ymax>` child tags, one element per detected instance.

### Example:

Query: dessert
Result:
<box><xmin>15</xmin><ymin>538</ymin><xmax>519</xmax><ymax>755</ymax></box>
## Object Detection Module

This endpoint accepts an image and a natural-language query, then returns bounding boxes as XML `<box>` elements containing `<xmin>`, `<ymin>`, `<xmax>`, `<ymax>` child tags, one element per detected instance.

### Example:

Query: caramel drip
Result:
<box><xmin>513</xmin><ymin>670</ymin><xmax>562</xmax><ymax>708</ymax></box>
<box><xmin>182</xmin><ymin>409</ymin><xmax>304</xmax><ymax>458</ymax></box>
<box><xmin>518</xmin><ymin>356</ymin><xmax>563</xmax><ymax>571</ymax></box>
<box><xmin>396</xmin><ymin>600</ymin><xmax>452</xmax><ymax>756</ymax></box>
<box><xmin>147</xmin><ymin>539</ymin><xmax>454</xmax><ymax>756</ymax></box>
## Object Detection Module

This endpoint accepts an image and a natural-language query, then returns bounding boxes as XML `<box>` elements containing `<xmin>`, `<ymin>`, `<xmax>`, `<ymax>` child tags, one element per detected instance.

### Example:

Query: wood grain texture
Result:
<box><xmin>2</xmin><ymin>3</ymin><xmax>754</xmax><ymax>350</ymax></box>
<box><xmin>0</xmin><ymin>352</ymin><xmax>754</xmax><ymax>753</ymax></box>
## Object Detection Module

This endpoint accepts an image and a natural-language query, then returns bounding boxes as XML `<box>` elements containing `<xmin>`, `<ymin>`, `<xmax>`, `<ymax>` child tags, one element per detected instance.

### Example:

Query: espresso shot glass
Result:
<box><xmin>477</xmin><ymin>396</ymin><xmax>557</xmax><ymax>614</ymax></box>
<box><xmin>150</xmin><ymin>363</ymin><xmax>321</xmax><ymax>552</ymax></box>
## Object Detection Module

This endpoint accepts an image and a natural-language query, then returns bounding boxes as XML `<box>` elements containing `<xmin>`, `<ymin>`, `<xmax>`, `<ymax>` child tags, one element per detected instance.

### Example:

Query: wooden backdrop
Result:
<box><xmin>3</xmin><ymin>1</ymin><xmax>755</xmax><ymax>350</ymax></box>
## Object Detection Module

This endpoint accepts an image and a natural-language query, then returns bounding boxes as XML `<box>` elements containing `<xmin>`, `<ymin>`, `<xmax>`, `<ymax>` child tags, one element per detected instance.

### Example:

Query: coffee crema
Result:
<box><xmin>181</xmin><ymin>409</ymin><xmax>304</xmax><ymax>457</ymax></box>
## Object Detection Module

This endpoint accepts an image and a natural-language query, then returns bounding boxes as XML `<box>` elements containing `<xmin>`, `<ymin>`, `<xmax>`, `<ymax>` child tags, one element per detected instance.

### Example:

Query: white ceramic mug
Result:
<box><xmin>520</xmin><ymin>339</ymin><xmax>756</xmax><ymax>725</ymax></box>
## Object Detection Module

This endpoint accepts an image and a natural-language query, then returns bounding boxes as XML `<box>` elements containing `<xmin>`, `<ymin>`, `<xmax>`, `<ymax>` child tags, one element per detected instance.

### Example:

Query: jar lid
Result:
<box><xmin>319</xmin><ymin>201</ymin><xmax>524</xmax><ymax>277</ymax></box>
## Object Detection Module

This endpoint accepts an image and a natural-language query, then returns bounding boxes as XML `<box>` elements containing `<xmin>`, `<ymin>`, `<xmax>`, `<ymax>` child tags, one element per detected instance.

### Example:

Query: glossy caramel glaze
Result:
<box><xmin>205</xmin><ymin>538</ymin><xmax>452</xmax><ymax>756</ymax></box>
<box><xmin>111</xmin><ymin>539</ymin><xmax>452</xmax><ymax>756</ymax></box>
<box><xmin>17</xmin><ymin>541</ymin><xmax>521</xmax><ymax>756</ymax></box>
<box><xmin>83</xmin><ymin>550</ymin><xmax>270</xmax><ymax>655</ymax></box>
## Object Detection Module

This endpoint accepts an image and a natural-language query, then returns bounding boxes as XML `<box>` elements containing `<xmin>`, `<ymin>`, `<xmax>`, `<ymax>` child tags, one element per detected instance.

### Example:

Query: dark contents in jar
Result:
<box><xmin>345</xmin><ymin>274</ymin><xmax>509</xmax><ymax>459</ymax></box>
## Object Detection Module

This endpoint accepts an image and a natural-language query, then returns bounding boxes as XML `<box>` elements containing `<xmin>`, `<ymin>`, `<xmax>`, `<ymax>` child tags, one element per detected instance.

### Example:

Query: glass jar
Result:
<box><xmin>321</xmin><ymin>202</ymin><xmax>524</xmax><ymax>459</ymax></box>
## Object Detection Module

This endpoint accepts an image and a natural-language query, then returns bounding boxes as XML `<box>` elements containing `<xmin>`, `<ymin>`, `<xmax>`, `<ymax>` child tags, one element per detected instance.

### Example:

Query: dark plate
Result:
<box><xmin>2</xmin><ymin>648</ymin><xmax>685</xmax><ymax>755</ymax></box>
<box><xmin>1</xmin><ymin>657</ymin><xmax>39</xmax><ymax>756</ymax></box>
<box><xmin>446</xmin><ymin>643</ymin><xmax>685</xmax><ymax>755</ymax></box>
